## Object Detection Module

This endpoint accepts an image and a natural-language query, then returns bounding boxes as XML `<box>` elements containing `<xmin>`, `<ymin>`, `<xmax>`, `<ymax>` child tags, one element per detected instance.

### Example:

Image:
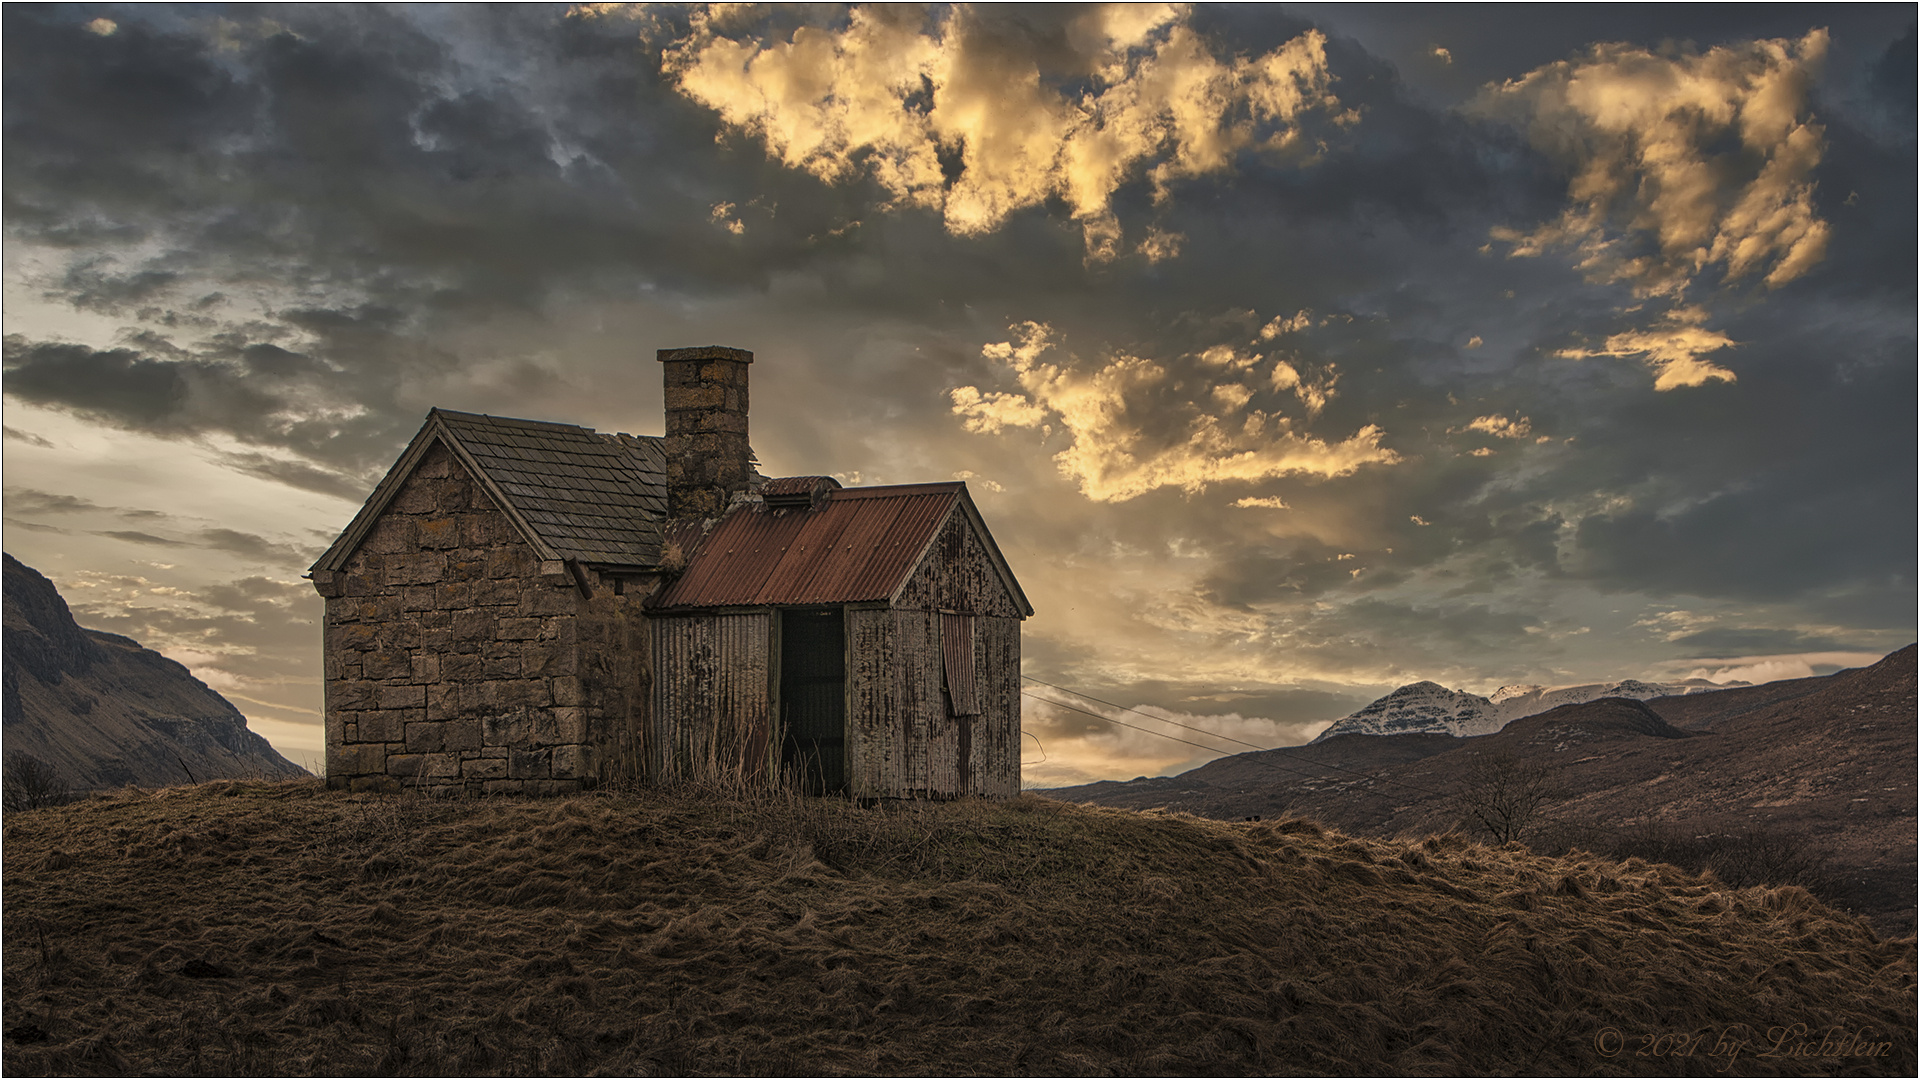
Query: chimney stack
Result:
<box><xmin>658</xmin><ymin>345</ymin><xmax>753</xmax><ymax>520</ymax></box>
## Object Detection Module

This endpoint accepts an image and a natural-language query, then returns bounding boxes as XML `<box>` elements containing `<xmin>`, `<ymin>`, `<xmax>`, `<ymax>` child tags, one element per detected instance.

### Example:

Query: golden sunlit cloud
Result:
<box><xmin>1483</xmin><ymin>31</ymin><xmax>1826</xmax><ymax>391</ymax></box>
<box><xmin>951</xmin><ymin>321</ymin><xmax>1399</xmax><ymax>502</ymax></box>
<box><xmin>1462</xmin><ymin>413</ymin><xmax>1533</xmax><ymax>439</ymax></box>
<box><xmin>659</xmin><ymin>4</ymin><xmax>1348</xmax><ymax>259</ymax></box>
<box><xmin>1556</xmin><ymin>304</ymin><xmax>1738</xmax><ymax>389</ymax></box>
<box><xmin>1233</xmin><ymin>495</ymin><xmax>1291</xmax><ymax>509</ymax></box>
<box><xmin>86</xmin><ymin>17</ymin><xmax>117</xmax><ymax>36</ymax></box>
<box><xmin>1484</xmin><ymin>30</ymin><xmax>1830</xmax><ymax>298</ymax></box>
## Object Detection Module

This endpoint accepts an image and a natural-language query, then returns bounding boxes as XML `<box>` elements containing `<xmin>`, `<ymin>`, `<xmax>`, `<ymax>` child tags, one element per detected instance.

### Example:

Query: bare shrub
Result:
<box><xmin>1452</xmin><ymin>751</ymin><xmax>1558</xmax><ymax>843</ymax></box>
<box><xmin>2</xmin><ymin>755</ymin><xmax>72</xmax><ymax>813</ymax></box>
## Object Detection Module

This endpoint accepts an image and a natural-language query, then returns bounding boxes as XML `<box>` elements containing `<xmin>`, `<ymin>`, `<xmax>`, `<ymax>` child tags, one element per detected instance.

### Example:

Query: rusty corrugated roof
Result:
<box><xmin>651</xmin><ymin>483</ymin><xmax>964</xmax><ymax>609</ymax></box>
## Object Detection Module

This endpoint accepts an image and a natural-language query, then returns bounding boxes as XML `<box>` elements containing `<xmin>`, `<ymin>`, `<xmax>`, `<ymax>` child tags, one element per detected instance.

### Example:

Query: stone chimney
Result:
<box><xmin>658</xmin><ymin>345</ymin><xmax>753</xmax><ymax>520</ymax></box>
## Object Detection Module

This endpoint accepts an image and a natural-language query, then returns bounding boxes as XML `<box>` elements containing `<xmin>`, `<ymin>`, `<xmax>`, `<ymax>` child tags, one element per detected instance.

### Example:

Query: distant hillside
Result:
<box><xmin>3</xmin><ymin>781</ymin><xmax>1913</xmax><ymax>1075</ymax></box>
<box><xmin>1046</xmin><ymin>647</ymin><xmax>1918</xmax><ymax>936</ymax></box>
<box><xmin>1313</xmin><ymin>673</ymin><xmax>1734</xmax><ymax>741</ymax></box>
<box><xmin>2</xmin><ymin>553</ymin><xmax>307</xmax><ymax>796</ymax></box>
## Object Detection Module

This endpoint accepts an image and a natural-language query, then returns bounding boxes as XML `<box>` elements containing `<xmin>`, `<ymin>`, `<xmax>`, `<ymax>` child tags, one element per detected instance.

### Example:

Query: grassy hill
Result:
<box><xmin>4</xmin><ymin>780</ymin><xmax>1914</xmax><ymax>1076</ymax></box>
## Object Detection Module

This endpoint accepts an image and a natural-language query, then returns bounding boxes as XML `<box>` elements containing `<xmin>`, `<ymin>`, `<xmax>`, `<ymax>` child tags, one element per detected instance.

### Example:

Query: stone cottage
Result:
<box><xmin>308</xmin><ymin>347</ymin><xmax>1032</xmax><ymax>798</ymax></box>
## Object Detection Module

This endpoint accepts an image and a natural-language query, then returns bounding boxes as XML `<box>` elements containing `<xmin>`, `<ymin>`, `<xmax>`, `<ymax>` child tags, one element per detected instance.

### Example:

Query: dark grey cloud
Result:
<box><xmin>1663</xmin><ymin>628</ymin><xmax>1870</xmax><ymax>658</ymax></box>
<box><xmin>3</xmin><ymin>5</ymin><xmax>1911</xmax><ymax>773</ymax></box>
<box><xmin>2</xmin><ymin>426</ymin><xmax>55</xmax><ymax>448</ymax></box>
<box><xmin>5</xmin><ymin>488</ymin><xmax>104</xmax><ymax>514</ymax></box>
<box><xmin>99</xmin><ymin>529</ymin><xmax>186</xmax><ymax>547</ymax></box>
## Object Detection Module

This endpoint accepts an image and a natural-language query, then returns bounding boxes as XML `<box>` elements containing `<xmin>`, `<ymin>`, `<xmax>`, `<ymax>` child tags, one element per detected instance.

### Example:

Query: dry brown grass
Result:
<box><xmin>3</xmin><ymin>779</ymin><xmax>1913</xmax><ymax>1076</ymax></box>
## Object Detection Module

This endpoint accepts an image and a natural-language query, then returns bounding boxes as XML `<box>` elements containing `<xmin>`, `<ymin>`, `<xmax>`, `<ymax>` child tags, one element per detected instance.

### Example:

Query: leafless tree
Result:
<box><xmin>2</xmin><ymin>754</ymin><xmax>71</xmax><ymax>812</ymax></box>
<box><xmin>1454</xmin><ymin>750</ymin><xmax>1558</xmax><ymax>844</ymax></box>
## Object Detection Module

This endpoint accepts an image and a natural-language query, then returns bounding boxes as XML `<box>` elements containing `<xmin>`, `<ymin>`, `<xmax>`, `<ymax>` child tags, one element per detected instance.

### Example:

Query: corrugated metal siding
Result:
<box><xmin>940</xmin><ymin>612</ymin><xmax>979</xmax><ymax>716</ymax></box>
<box><xmin>979</xmin><ymin>616</ymin><xmax>1022</xmax><ymax>798</ymax></box>
<box><xmin>651</xmin><ymin>485</ymin><xmax>962</xmax><ymax>609</ymax></box>
<box><xmin>651</xmin><ymin>613</ymin><xmax>773</xmax><ymax>784</ymax></box>
<box><xmin>894</xmin><ymin>508</ymin><xmax>1024</xmax><ymax>618</ymax></box>
<box><xmin>845</xmin><ymin>607</ymin><xmax>895</xmax><ymax>798</ymax></box>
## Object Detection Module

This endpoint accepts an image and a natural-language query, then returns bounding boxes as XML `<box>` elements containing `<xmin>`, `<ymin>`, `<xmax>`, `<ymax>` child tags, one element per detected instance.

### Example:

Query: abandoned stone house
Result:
<box><xmin>308</xmin><ymin>346</ymin><xmax>1032</xmax><ymax>798</ymax></box>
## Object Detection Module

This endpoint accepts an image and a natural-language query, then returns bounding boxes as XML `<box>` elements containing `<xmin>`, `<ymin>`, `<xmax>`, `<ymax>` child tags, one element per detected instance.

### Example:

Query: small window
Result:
<box><xmin>940</xmin><ymin>612</ymin><xmax>980</xmax><ymax>716</ymax></box>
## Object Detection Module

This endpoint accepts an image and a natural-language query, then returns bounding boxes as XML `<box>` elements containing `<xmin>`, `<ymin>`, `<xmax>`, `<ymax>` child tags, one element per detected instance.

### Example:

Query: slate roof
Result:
<box><xmin>311</xmin><ymin>409</ymin><xmax>669</xmax><ymax>573</ymax></box>
<box><xmin>650</xmin><ymin>482</ymin><xmax>1031</xmax><ymax>614</ymax></box>
<box><xmin>435</xmin><ymin>411</ymin><xmax>666</xmax><ymax>566</ymax></box>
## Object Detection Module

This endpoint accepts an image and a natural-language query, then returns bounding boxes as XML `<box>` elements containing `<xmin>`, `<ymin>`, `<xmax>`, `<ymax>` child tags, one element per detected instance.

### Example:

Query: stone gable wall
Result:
<box><xmin>315</xmin><ymin>441</ymin><xmax>653</xmax><ymax>794</ymax></box>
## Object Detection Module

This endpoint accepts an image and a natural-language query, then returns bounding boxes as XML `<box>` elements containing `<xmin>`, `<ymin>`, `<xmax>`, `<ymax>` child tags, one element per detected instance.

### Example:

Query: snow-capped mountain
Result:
<box><xmin>1311</xmin><ymin>676</ymin><xmax>1740</xmax><ymax>742</ymax></box>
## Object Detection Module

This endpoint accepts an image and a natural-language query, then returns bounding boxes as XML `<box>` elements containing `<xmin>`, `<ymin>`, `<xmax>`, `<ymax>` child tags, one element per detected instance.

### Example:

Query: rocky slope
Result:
<box><xmin>2</xmin><ymin>553</ymin><xmax>307</xmax><ymax>795</ymax></box>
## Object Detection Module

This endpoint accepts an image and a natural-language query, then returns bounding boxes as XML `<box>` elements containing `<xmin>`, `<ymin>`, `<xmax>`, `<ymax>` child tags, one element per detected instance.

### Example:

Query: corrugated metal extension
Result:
<box><xmin>651</xmin><ymin>484</ymin><xmax>964</xmax><ymax>609</ymax></box>
<box><xmin>651</xmin><ymin>613</ymin><xmax>773</xmax><ymax>783</ymax></box>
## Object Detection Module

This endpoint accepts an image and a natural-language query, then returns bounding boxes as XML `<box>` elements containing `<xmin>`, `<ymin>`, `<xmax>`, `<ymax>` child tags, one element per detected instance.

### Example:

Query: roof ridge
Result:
<box><xmin>431</xmin><ymin>408</ymin><xmax>617</xmax><ymax>436</ymax></box>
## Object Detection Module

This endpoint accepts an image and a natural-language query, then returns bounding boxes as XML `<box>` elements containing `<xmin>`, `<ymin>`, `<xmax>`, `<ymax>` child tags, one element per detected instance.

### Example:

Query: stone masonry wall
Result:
<box><xmin>314</xmin><ymin>442</ymin><xmax>652</xmax><ymax>794</ymax></box>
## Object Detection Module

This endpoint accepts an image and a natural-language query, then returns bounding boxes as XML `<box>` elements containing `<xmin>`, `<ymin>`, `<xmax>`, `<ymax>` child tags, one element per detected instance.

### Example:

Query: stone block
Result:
<box><xmin>550</xmin><ymin>744</ymin><xmax>588</xmax><ymax>781</ymax></box>
<box><xmin>551</xmin><ymin>676</ymin><xmax>584</xmax><ymax>708</ymax></box>
<box><xmin>434</xmin><ymin>583</ymin><xmax>471</xmax><ymax>611</ymax></box>
<box><xmin>485</xmin><ymin>548</ymin><xmax>525</xmax><ymax>579</ymax></box>
<box><xmin>407</xmin><ymin>719</ymin><xmax>482</xmax><ymax>754</ymax></box>
<box><xmin>509</xmin><ymin>747</ymin><xmax>551</xmax><ymax>780</ymax></box>
<box><xmin>482</xmin><ymin>779</ymin><xmax>523</xmax><ymax>796</ymax></box>
<box><xmin>521</xmin><ymin>587</ymin><xmax>577</xmax><ymax>617</ymax></box>
<box><xmin>388</xmin><ymin>752</ymin><xmax>460</xmax><ymax>780</ymax></box>
<box><xmin>521</xmin><ymin>643</ymin><xmax>577</xmax><ymax>678</ymax></box>
<box><xmin>377</xmin><ymin>682</ymin><xmax>426</xmax><ymax>710</ymax></box>
<box><xmin>410</xmin><ymin>653</ymin><xmax>441</xmax><ymax>685</ymax></box>
<box><xmin>481</xmin><ymin>650</ymin><xmax>521</xmax><ymax>679</ymax></box>
<box><xmin>415</xmin><ymin>447</ymin><xmax>453</xmax><ymax>479</ymax></box>
<box><xmin>329</xmin><ymin>680</ymin><xmax>373</xmax><ymax>711</ymax></box>
<box><xmin>442</xmin><ymin>652</ymin><xmax>482</xmax><ymax>681</ymax></box>
<box><xmin>361</xmin><ymin>516</ymin><xmax>417</xmax><ymax>556</ymax></box>
<box><xmin>359</xmin><ymin>710</ymin><xmax>407</xmax><ymax>743</ymax></box>
<box><xmin>390</xmin><ymin>553</ymin><xmax>445</xmax><ymax>586</ymax></box>
<box><xmin>483</xmin><ymin>680</ymin><xmax>547</xmax><ymax>709</ymax></box>
<box><xmin>401</xmin><ymin>586</ymin><xmax>436</xmax><ymax>612</ymax></box>
<box><xmin>335</xmin><ymin>743</ymin><xmax>388</xmax><ymax>776</ymax></box>
<box><xmin>417</xmin><ymin>517</ymin><xmax>460</xmax><ymax>549</ymax></box>
<box><xmin>364</xmin><ymin>650</ymin><xmax>411</xmax><ymax>680</ymax></box>
<box><xmin>550</xmin><ymin>707</ymin><xmax>587</xmax><ymax>744</ymax></box>
<box><xmin>452</xmin><ymin>609</ymin><xmax>495</xmax><ymax>641</ymax></box>
<box><xmin>664</xmin><ymin>384</ymin><xmax>727</xmax><ymax>410</ymax></box>
<box><xmin>462</xmin><ymin>756</ymin><xmax>508</xmax><ymax>780</ymax></box>
<box><xmin>326</xmin><ymin>706</ymin><xmax>349</xmax><ymax>745</ymax></box>
<box><xmin>498</xmin><ymin>617</ymin><xmax>542</xmax><ymax>641</ymax></box>
<box><xmin>391</xmin><ymin>481</ymin><xmax>438</xmax><ymax>515</ymax></box>
<box><xmin>447</xmin><ymin>556</ymin><xmax>488</xmax><ymax>583</ymax></box>
<box><xmin>337</xmin><ymin>624</ymin><xmax>377</xmax><ymax>652</ymax></box>
<box><xmin>538</xmin><ymin>561</ymin><xmax>570</xmax><ymax>586</ymax></box>
<box><xmin>482</xmin><ymin>709</ymin><xmax>531</xmax><ymax>746</ymax></box>
<box><xmin>325</xmin><ymin>653</ymin><xmax>362</xmax><ymax>682</ymax></box>
<box><xmin>427</xmin><ymin>682</ymin><xmax>463</xmax><ymax>721</ymax></box>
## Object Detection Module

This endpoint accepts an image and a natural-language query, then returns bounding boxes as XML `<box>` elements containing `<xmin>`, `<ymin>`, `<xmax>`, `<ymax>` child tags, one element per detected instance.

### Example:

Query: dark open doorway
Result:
<box><xmin>779</xmin><ymin>608</ymin><xmax>846</xmax><ymax>794</ymax></box>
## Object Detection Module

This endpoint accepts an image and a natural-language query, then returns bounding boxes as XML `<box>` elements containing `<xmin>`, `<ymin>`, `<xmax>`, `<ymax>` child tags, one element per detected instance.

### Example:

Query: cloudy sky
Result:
<box><xmin>4</xmin><ymin>4</ymin><xmax>1913</xmax><ymax>784</ymax></box>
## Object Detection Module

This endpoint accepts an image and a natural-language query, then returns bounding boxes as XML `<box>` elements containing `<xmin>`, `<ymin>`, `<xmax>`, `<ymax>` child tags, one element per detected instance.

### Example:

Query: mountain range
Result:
<box><xmin>2</xmin><ymin>553</ymin><xmax>307</xmax><ymax>795</ymax></box>
<box><xmin>1043</xmin><ymin>646</ymin><xmax>1917</xmax><ymax>935</ymax></box>
<box><xmin>1311</xmin><ymin>674</ymin><xmax>1739</xmax><ymax>740</ymax></box>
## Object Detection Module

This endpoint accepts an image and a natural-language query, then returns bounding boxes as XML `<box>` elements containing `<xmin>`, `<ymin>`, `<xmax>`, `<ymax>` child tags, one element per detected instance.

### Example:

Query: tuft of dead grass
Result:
<box><xmin>2</xmin><ymin>779</ymin><xmax>1913</xmax><ymax>1076</ymax></box>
